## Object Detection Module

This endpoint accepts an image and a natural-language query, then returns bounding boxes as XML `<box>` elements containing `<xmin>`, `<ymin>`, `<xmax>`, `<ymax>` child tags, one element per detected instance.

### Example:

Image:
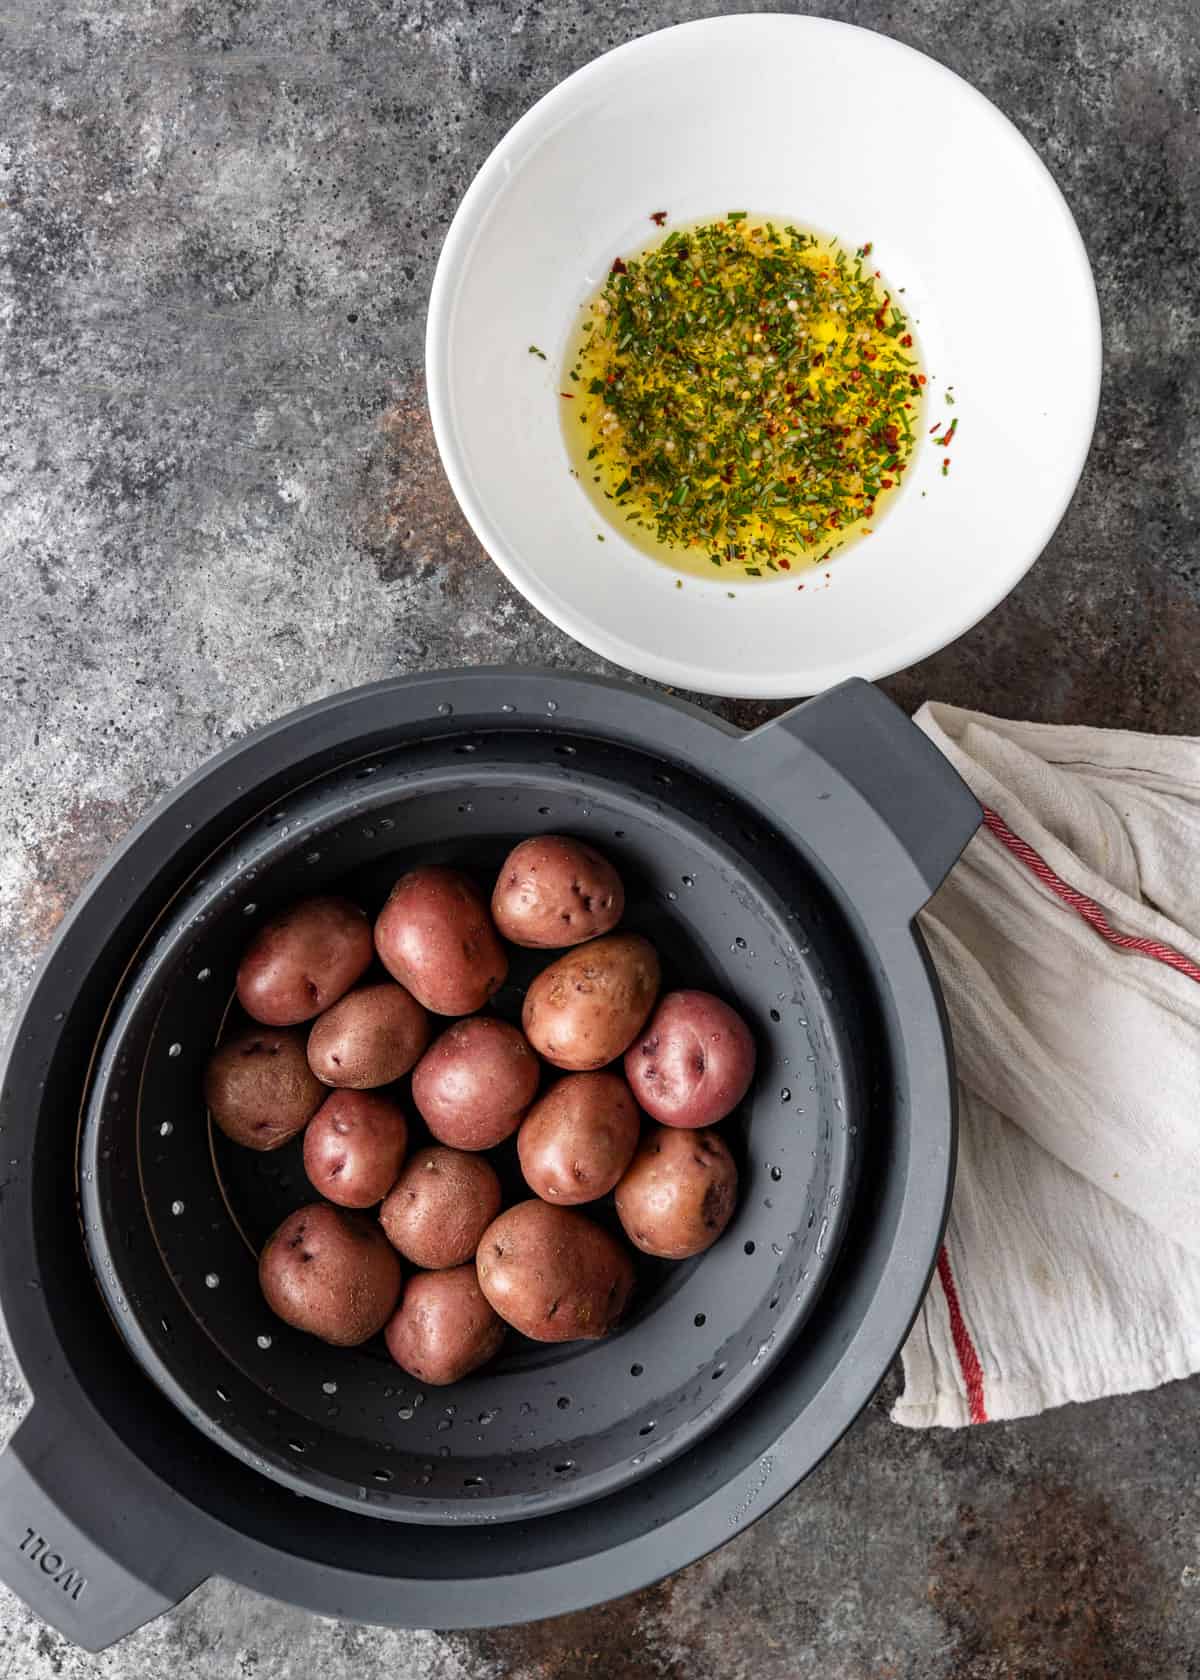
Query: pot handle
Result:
<box><xmin>749</xmin><ymin>679</ymin><xmax>982</xmax><ymax>911</ymax></box>
<box><xmin>0</xmin><ymin>1407</ymin><xmax>207</xmax><ymax>1651</ymax></box>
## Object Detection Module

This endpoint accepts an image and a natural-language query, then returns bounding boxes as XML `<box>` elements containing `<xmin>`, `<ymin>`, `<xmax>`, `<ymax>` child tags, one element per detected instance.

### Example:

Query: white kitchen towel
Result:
<box><xmin>892</xmin><ymin>703</ymin><xmax>1200</xmax><ymax>1428</ymax></box>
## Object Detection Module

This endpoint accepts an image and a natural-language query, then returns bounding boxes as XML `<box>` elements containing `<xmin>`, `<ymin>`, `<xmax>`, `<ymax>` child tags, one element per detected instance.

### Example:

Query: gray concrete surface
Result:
<box><xmin>2</xmin><ymin>1</ymin><xmax>1199</xmax><ymax>1674</ymax></box>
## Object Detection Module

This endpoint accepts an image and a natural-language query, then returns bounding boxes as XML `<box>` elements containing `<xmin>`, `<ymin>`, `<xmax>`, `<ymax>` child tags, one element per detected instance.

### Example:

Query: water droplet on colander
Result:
<box><xmin>82</xmin><ymin>1171</ymin><xmax>92</xmax><ymax>1182</ymax></box>
<box><xmin>520</xmin><ymin>1401</ymin><xmax>534</xmax><ymax>1416</ymax></box>
<box><xmin>780</xmin><ymin>1088</ymin><xmax>791</xmax><ymax>1102</ymax></box>
<box><xmin>356</xmin><ymin>1486</ymin><xmax>368</xmax><ymax>1500</ymax></box>
<box><xmin>444</xmin><ymin>1403</ymin><xmax>457</xmax><ymax>1416</ymax></box>
<box><xmin>500</xmin><ymin>702</ymin><xmax>515</xmax><ymax>713</ymax></box>
<box><xmin>322</xmin><ymin>1380</ymin><xmax>338</xmax><ymax>1395</ymax></box>
<box><xmin>682</xmin><ymin>874</ymin><xmax>694</xmax><ymax>887</ymax></box>
<box><xmin>436</xmin><ymin>702</ymin><xmax>453</xmax><ymax>716</ymax></box>
<box><xmin>197</xmin><ymin>967</ymin><xmax>211</xmax><ymax>982</ymax></box>
<box><xmin>545</xmin><ymin>698</ymin><xmax>558</xmax><ymax>713</ymax></box>
<box><xmin>52</xmin><ymin>1011</ymin><xmax>64</xmax><ymax>1023</ymax></box>
<box><xmin>438</xmin><ymin>1446</ymin><xmax>450</xmax><ymax>1458</ymax></box>
<box><xmin>478</xmin><ymin>1410</ymin><xmax>496</xmax><ymax>1425</ymax></box>
<box><xmin>383</xmin><ymin>1385</ymin><xmax>395</xmax><ymax>1398</ymax></box>
<box><xmin>326</xmin><ymin>1405</ymin><xmax>340</xmax><ymax>1418</ymax></box>
<box><xmin>306</xmin><ymin>851</ymin><xmax>321</xmax><ymax>865</ymax></box>
<box><xmin>763</xmin><ymin>1197</ymin><xmax>774</xmax><ymax>1208</ymax></box>
<box><xmin>798</xmin><ymin>1017</ymin><xmax>808</xmax><ymax>1027</ymax></box>
<box><xmin>166</xmin><ymin>1042</ymin><xmax>183</xmax><ymax>1060</ymax></box>
<box><xmin>734</xmin><ymin>936</ymin><xmax>747</xmax><ymax>950</ymax></box>
<box><xmin>419</xmin><ymin>1473</ymin><xmax>432</xmax><ymax>1486</ymax></box>
<box><xmin>204</xmin><ymin>1272</ymin><xmax>220</xmax><ymax>1289</ymax></box>
<box><xmin>412</xmin><ymin>1392</ymin><xmax>424</xmax><ymax>1408</ymax></box>
<box><xmin>436</xmin><ymin>1419</ymin><xmax>451</xmax><ymax>1433</ymax></box>
<box><xmin>770</xmin><ymin>1165</ymin><xmax>783</xmax><ymax>1182</ymax></box>
<box><xmin>171</xmin><ymin>1199</ymin><xmax>185</xmax><ymax>1216</ymax></box>
<box><xmin>666</xmin><ymin>890</ymin><xmax>678</xmax><ymax>901</ymax></box>
<box><xmin>397</xmin><ymin>1406</ymin><xmax>414</xmax><ymax>1421</ymax></box>
<box><xmin>362</xmin><ymin>826</ymin><xmax>375</xmax><ymax>839</ymax></box>
<box><xmin>631</xmin><ymin>1453</ymin><xmax>646</xmax><ymax>1467</ymax></box>
<box><xmin>257</xmin><ymin>1333</ymin><xmax>272</xmax><ymax>1350</ymax></box>
<box><xmin>771</xmin><ymin>1242</ymin><xmax>783</xmax><ymax>1256</ymax></box>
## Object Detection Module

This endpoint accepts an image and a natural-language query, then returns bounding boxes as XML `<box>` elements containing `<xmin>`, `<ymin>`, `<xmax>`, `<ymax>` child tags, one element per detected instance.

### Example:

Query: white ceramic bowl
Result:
<box><xmin>427</xmin><ymin>15</ymin><xmax>1100</xmax><ymax>698</ymax></box>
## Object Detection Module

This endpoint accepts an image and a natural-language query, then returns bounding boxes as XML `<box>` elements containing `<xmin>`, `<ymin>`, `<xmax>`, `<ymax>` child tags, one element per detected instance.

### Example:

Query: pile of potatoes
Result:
<box><xmin>203</xmin><ymin>836</ymin><xmax>755</xmax><ymax>1387</ymax></box>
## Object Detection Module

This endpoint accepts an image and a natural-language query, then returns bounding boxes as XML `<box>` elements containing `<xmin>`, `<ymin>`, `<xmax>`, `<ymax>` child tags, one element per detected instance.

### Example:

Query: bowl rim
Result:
<box><xmin>426</xmin><ymin>13</ymin><xmax>1102</xmax><ymax>698</ymax></box>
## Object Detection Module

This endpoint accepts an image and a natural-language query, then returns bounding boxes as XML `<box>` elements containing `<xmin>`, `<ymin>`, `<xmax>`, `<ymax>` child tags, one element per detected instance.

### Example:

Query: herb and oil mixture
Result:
<box><xmin>562</xmin><ymin>215</ymin><xmax>925</xmax><ymax>580</ymax></box>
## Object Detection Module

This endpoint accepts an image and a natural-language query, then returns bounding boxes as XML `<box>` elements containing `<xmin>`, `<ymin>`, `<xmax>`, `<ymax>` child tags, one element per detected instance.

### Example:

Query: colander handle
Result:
<box><xmin>753</xmin><ymin>679</ymin><xmax>982</xmax><ymax>909</ymax></box>
<box><xmin>0</xmin><ymin>1407</ymin><xmax>206</xmax><ymax>1651</ymax></box>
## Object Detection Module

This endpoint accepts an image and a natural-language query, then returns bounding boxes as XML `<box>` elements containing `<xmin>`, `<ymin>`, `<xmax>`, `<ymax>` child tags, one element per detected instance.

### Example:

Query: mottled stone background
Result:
<box><xmin>2</xmin><ymin>1</ymin><xmax>1199</xmax><ymax>1675</ymax></box>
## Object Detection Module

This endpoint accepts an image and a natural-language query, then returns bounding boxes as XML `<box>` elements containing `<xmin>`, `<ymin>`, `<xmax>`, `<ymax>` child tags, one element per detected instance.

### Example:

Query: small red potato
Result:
<box><xmin>204</xmin><ymin>1026</ymin><xmax>324</xmax><ymax>1151</ymax></box>
<box><xmin>306</xmin><ymin>982</ymin><xmax>430</xmax><ymax>1089</ymax></box>
<box><xmin>615</xmin><ymin>1126</ymin><xmax>739</xmax><ymax>1259</ymax></box>
<box><xmin>517</xmin><ymin>1072</ymin><xmax>641</xmax><ymax>1204</ymax></box>
<box><xmin>476</xmin><ymin>1200</ymin><xmax>635</xmax><ymax>1342</ymax></box>
<box><xmin>374</xmin><ymin>866</ymin><xmax>507</xmax><ymax>1015</ymax></box>
<box><xmin>302</xmin><ymin>1089</ymin><xmax>409</xmax><ymax>1208</ymax></box>
<box><xmin>236</xmin><ymin>896</ymin><xmax>373</xmax><ymax>1026</ymax></box>
<box><xmin>491</xmin><ymin>835</ymin><xmax>624</xmax><ymax>948</ymax></box>
<box><xmin>624</xmin><ymin>990</ymin><xmax>756</xmax><ymax>1128</ymax></box>
<box><xmin>258</xmin><ymin>1203</ymin><xmax>403</xmax><ymax>1346</ymax></box>
<box><xmin>411</xmin><ymin>1017</ymin><xmax>539</xmax><ymax>1150</ymax></box>
<box><xmin>384</xmin><ymin>1265</ymin><xmax>506</xmax><ymax>1385</ymax></box>
<box><xmin>379</xmin><ymin>1146</ymin><xmax>503</xmax><ymax>1269</ymax></box>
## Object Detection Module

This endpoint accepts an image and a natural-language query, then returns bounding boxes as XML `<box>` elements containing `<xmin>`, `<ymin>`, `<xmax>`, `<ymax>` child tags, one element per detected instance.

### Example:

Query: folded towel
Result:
<box><xmin>892</xmin><ymin>704</ymin><xmax>1200</xmax><ymax>1427</ymax></box>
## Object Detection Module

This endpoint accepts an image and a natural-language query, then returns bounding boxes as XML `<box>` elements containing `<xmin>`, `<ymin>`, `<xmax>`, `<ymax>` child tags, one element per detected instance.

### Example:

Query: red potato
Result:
<box><xmin>204</xmin><ymin>1026</ymin><xmax>324</xmax><ymax>1151</ymax></box>
<box><xmin>258</xmin><ymin>1203</ymin><xmax>403</xmax><ymax>1346</ymax></box>
<box><xmin>411</xmin><ymin>1017</ymin><xmax>539</xmax><ymax>1150</ymax></box>
<box><xmin>491</xmin><ymin>835</ymin><xmax>624</xmax><ymax>948</ymax></box>
<box><xmin>517</xmin><ymin>1071</ymin><xmax>641</xmax><ymax>1205</ymax></box>
<box><xmin>624</xmin><ymin>990</ymin><xmax>756</xmax><ymax>1128</ymax></box>
<box><xmin>306</xmin><ymin>982</ymin><xmax>430</xmax><ymax>1088</ymax></box>
<box><xmin>384</xmin><ymin>1266</ymin><xmax>506</xmax><ymax>1385</ymax></box>
<box><xmin>380</xmin><ymin>1146</ymin><xmax>502</xmax><ymax>1268</ymax></box>
<box><xmin>302</xmin><ymin>1089</ymin><xmax>409</xmax><ymax>1208</ymax></box>
<box><xmin>615</xmin><ymin>1126</ymin><xmax>739</xmax><ymax>1259</ymax></box>
<box><xmin>374</xmin><ymin>866</ymin><xmax>507</xmax><ymax>1016</ymax></box>
<box><xmin>521</xmin><ymin>933</ymin><xmax>660</xmax><ymax>1071</ymax></box>
<box><xmin>236</xmin><ymin>896</ymin><xmax>373</xmax><ymax>1026</ymax></box>
<box><xmin>476</xmin><ymin>1200</ymin><xmax>635</xmax><ymax>1342</ymax></box>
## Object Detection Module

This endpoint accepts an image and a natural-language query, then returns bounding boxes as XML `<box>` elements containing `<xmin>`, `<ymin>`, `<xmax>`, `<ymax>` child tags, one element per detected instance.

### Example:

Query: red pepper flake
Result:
<box><xmin>900</xmin><ymin>333</ymin><xmax>913</xmax><ymax>348</ymax></box>
<box><xmin>649</xmin><ymin>210</ymin><xmax>668</xmax><ymax>226</ymax></box>
<box><xmin>811</xmin><ymin>353</ymin><xmax>825</xmax><ymax>368</ymax></box>
<box><xmin>560</xmin><ymin>392</ymin><xmax>575</xmax><ymax>399</ymax></box>
<box><xmin>784</xmin><ymin>383</ymin><xmax>795</xmax><ymax>394</ymax></box>
<box><xmin>910</xmin><ymin>374</ymin><xmax>921</xmax><ymax>390</ymax></box>
<box><xmin>857</xmin><ymin>414</ymin><xmax>868</xmax><ymax>426</ymax></box>
<box><xmin>797</xmin><ymin>583</ymin><xmax>805</xmax><ymax>590</ymax></box>
<box><xmin>942</xmin><ymin>457</ymin><xmax>951</xmax><ymax>475</ymax></box>
<box><xmin>883</xmin><ymin>426</ymin><xmax>900</xmax><ymax>450</ymax></box>
<box><xmin>929</xmin><ymin>422</ymin><xmax>941</xmax><ymax>434</ymax></box>
<box><xmin>918</xmin><ymin>375</ymin><xmax>927</xmax><ymax>385</ymax></box>
<box><xmin>849</xmin><ymin>369</ymin><xmax>863</xmax><ymax>382</ymax></box>
<box><xmin>862</xmin><ymin>241</ymin><xmax>873</xmax><ymax>256</ymax></box>
<box><xmin>904</xmin><ymin>401</ymin><xmax>912</xmax><ymax>410</ymax></box>
<box><xmin>778</xmin><ymin>557</ymin><xmax>791</xmax><ymax>570</ymax></box>
<box><xmin>881</xmin><ymin>478</ymin><xmax>894</xmax><ymax>489</ymax></box>
<box><xmin>610</xmin><ymin>257</ymin><xmax>627</xmax><ymax>275</ymax></box>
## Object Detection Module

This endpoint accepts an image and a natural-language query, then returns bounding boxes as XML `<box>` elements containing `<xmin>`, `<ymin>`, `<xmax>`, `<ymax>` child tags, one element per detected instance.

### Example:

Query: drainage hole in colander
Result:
<box><xmin>744</xmin><ymin>1241</ymin><xmax>756</xmax><ymax>1255</ymax></box>
<box><xmin>555</xmin><ymin>1462</ymin><xmax>576</xmax><ymax>1474</ymax></box>
<box><xmin>288</xmin><ymin>1439</ymin><xmax>307</xmax><ymax>1453</ymax></box>
<box><xmin>770</xmin><ymin>1166</ymin><xmax>783</xmax><ymax>1181</ymax></box>
<box><xmin>454</xmin><ymin>744</ymin><xmax>479</xmax><ymax>755</ymax></box>
<box><xmin>537</xmin><ymin>806</ymin><xmax>551</xmax><ymax>816</ymax></box>
<box><xmin>630</xmin><ymin>1363</ymin><xmax>644</xmax><ymax>1376</ymax></box>
<box><xmin>693</xmin><ymin>1312</ymin><xmax>706</xmax><ymax>1327</ymax></box>
<box><xmin>639</xmin><ymin>1421</ymin><xmax>657</xmax><ymax>1436</ymax></box>
<box><xmin>554</xmin><ymin>745</ymin><xmax>577</xmax><ymax>757</ymax></box>
<box><xmin>168</xmin><ymin>1042</ymin><xmax>182</xmax><ymax>1059</ymax></box>
<box><xmin>769</xmin><ymin>1008</ymin><xmax>781</xmax><ymax>1023</ymax></box>
<box><xmin>555</xmin><ymin>1395</ymin><xmax>571</xmax><ymax>1410</ymax></box>
<box><xmin>712</xmin><ymin>1364</ymin><xmax>727</xmax><ymax>1380</ymax></box>
<box><xmin>681</xmin><ymin>874</ymin><xmax>694</xmax><ymax>887</ymax></box>
<box><xmin>355</xmin><ymin>765</ymin><xmax>380</xmax><ymax>778</ymax></box>
<box><xmin>205</xmin><ymin>1271</ymin><xmax>220</xmax><ymax>1289</ymax></box>
<box><xmin>463</xmin><ymin>1475</ymin><xmax>485</xmax><ymax>1488</ymax></box>
<box><xmin>373</xmin><ymin>1469</ymin><xmax>393</xmax><ymax>1483</ymax></box>
<box><xmin>614</xmin><ymin>829</ymin><xmax>625</xmax><ymax>838</ymax></box>
<box><xmin>769</xmin><ymin>1295</ymin><xmax>780</xmax><ymax>1309</ymax></box>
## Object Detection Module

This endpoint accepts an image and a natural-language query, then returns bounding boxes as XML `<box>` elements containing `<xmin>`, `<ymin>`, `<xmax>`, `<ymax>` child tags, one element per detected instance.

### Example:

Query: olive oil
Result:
<box><xmin>562</xmin><ymin>216</ymin><xmax>923</xmax><ymax>582</ymax></box>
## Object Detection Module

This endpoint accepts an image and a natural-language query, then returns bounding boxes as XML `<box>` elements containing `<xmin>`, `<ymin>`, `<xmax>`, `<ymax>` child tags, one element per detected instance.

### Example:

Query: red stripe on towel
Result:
<box><xmin>981</xmin><ymin>806</ymin><xmax>1200</xmax><ymax>985</ymax></box>
<box><xmin>937</xmin><ymin>1245</ymin><xmax>988</xmax><ymax>1423</ymax></box>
